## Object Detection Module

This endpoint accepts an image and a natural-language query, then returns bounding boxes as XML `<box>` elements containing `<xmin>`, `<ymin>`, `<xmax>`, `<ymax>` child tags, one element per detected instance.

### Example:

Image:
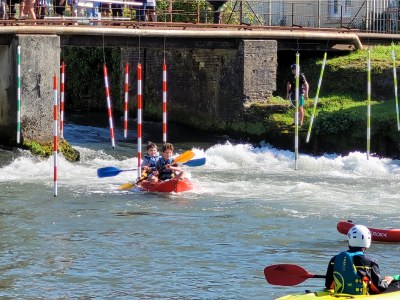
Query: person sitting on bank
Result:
<box><xmin>154</xmin><ymin>143</ymin><xmax>185</xmax><ymax>181</ymax></box>
<box><xmin>325</xmin><ymin>224</ymin><xmax>400</xmax><ymax>295</ymax></box>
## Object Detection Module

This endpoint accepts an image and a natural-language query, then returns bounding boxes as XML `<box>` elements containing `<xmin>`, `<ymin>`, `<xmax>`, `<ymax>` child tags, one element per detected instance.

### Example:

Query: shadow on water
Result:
<box><xmin>114</xmin><ymin>211</ymin><xmax>166</xmax><ymax>217</ymax></box>
<box><xmin>66</xmin><ymin>111</ymin><xmax>227</xmax><ymax>150</ymax></box>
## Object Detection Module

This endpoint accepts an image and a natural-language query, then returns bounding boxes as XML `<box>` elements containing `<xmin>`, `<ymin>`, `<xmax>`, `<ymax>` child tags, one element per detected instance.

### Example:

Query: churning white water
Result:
<box><xmin>1</xmin><ymin>120</ymin><xmax>400</xmax><ymax>299</ymax></box>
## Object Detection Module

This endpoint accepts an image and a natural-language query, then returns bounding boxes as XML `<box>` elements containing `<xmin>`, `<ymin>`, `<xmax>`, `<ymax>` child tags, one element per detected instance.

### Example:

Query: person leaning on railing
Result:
<box><xmin>111</xmin><ymin>2</ymin><xmax>122</xmax><ymax>18</ymax></box>
<box><xmin>19</xmin><ymin>0</ymin><xmax>36</xmax><ymax>19</ymax></box>
<box><xmin>53</xmin><ymin>0</ymin><xmax>66</xmax><ymax>18</ymax></box>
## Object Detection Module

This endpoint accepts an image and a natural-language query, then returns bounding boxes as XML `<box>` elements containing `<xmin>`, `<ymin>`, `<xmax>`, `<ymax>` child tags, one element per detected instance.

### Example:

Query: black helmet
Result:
<box><xmin>291</xmin><ymin>64</ymin><xmax>298</xmax><ymax>70</ymax></box>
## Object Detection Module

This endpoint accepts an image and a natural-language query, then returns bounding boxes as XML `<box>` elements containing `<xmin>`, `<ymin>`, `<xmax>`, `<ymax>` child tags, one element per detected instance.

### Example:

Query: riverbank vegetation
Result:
<box><xmin>261</xmin><ymin>44</ymin><xmax>400</xmax><ymax>157</ymax></box>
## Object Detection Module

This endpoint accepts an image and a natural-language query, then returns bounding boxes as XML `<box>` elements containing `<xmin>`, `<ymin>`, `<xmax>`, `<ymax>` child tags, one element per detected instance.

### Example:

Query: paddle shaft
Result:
<box><xmin>119</xmin><ymin>173</ymin><xmax>149</xmax><ymax>190</ymax></box>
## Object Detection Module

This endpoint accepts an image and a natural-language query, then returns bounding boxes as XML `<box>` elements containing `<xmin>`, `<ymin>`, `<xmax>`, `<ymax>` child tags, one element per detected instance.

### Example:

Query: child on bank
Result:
<box><xmin>154</xmin><ymin>143</ymin><xmax>185</xmax><ymax>181</ymax></box>
<box><xmin>140</xmin><ymin>142</ymin><xmax>161</xmax><ymax>182</ymax></box>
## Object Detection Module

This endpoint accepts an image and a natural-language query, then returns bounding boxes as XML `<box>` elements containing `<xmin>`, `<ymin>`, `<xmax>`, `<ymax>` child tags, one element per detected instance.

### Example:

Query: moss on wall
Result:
<box><xmin>23</xmin><ymin>139</ymin><xmax>80</xmax><ymax>162</ymax></box>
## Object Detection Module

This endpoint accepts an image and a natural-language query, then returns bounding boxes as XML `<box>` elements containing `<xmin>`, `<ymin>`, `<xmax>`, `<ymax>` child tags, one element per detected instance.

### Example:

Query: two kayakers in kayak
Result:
<box><xmin>325</xmin><ymin>224</ymin><xmax>400</xmax><ymax>295</ymax></box>
<box><xmin>141</xmin><ymin>142</ymin><xmax>185</xmax><ymax>182</ymax></box>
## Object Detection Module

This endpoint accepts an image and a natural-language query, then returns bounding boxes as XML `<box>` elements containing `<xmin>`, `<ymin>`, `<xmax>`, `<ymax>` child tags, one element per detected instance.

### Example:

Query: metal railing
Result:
<box><xmin>223</xmin><ymin>0</ymin><xmax>399</xmax><ymax>33</ymax></box>
<box><xmin>1</xmin><ymin>0</ymin><xmax>399</xmax><ymax>34</ymax></box>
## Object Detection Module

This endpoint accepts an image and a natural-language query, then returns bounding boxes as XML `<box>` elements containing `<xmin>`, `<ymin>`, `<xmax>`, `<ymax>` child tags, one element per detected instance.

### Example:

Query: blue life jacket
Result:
<box><xmin>156</xmin><ymin>157</ymin><xmax>174</xmax><ymax>181</ymax></box>
<box><xmin>333</xmin><ymin>251</ymin><xmax>368</xmax><ymax>295</ymax></box>
<box><xmin>143</xmin><ymin>155</ymin><xmax>159</xmax><ymax>172</ymax></box>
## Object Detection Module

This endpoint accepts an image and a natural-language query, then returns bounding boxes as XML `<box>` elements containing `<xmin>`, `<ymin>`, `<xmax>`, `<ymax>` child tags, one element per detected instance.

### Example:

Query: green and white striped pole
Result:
<box><xmin>17</xmin><ymin>45</ymin><xmax>21</xmax><ymax>144</ymax></box>
<box><xmin>367</xmin><ymin>49</ymin><xmax>371</xmax><ymax>160</ymax></box>
<box><xmin>391</xmin><ymin>43</ymin><xmax>400</xmax><ymax>131</ymax></box>
<box><xmin>295</xmin><ymin>53</ymin><xmax>300</xmax><ymax>170</ymax></box>
<box><xmin>306</xmin><ymin>52</ymin><xmax>327</xmax><ymax>143</ymax></box>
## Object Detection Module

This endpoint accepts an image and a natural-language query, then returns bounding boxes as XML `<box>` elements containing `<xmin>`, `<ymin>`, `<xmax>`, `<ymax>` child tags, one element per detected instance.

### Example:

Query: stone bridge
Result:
<box><xmin>0</xmin><ymin>24</ymin><xmax>377</xmax><ymax>146</ymax></box>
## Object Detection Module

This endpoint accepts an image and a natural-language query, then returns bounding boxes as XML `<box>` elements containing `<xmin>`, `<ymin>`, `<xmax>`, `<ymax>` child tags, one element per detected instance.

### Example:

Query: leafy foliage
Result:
<box><xmin>157</xmin><ymin>0</ymin><xmax>210</xmax><ymax>23</ymax></box>
<box><xmin>62</xmin><ymin>47</ymin><xmax>121</xmax><ymax>111</ymax></box>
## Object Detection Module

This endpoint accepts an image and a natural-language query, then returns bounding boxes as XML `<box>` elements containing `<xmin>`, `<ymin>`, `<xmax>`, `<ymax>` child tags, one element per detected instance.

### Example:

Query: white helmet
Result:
<box><xmin>347</xmin><ymin>225</ymin><xmax>371</xmax><ymax>248</ymax></box>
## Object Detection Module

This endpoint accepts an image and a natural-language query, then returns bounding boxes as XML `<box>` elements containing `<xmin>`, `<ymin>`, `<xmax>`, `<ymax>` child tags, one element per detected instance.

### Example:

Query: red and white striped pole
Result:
<box><xmin>60</xmin><ymin>61</ymin><xmax>65</xmax><ymax>139</ymax></box>
<box><xmin>137</xmin><ymin>63</ymin><xmax>143</xmax><ymax>179</ymax></box>
<box><xmin>162</xmin><ymin>62</ymin><xmax>167</xmax><ymax>143</ymax></box>
<box><xmin>103</xmin><ymin>64</ymin><xmax>116</xmax><ymax>149</ymax></box>
<box><xmin>53</xmin><ymin>75</ymin><xmax>58</xmax><ymax>197</ymax></box>
<box><xmin>124</xmin><ymin>63</ymin><xmax>130</xmax><ymax>139</ymax></box>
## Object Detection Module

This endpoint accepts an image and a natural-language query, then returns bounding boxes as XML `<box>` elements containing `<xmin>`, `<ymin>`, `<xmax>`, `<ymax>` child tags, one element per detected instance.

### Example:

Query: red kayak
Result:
<box><xmin>137</xmin><ymin>177</ymin><xmax>193</xmax><ymax>193</ymax></box>
<box><xmin>337</xmin><ymin>220</ymin><xmax>400</xmax><ymax>243</ymax></box>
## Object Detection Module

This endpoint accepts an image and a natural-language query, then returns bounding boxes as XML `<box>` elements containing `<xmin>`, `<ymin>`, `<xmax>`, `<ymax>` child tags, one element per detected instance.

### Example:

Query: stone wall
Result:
<box><xmin>121</xmin><ymin>39</ymin><xmax>277</xmax><ymax>128</ymax></box>
<box><xmin>0</xmin><ymin>45</ymin><xmax>12</xmax><ymax>144</ymax></box>
<box><xmin>0</xmin><ymin>35</ymin><xmax>60</xmax><ymax>145</ymax></box>
<box><xmin>242</xmin><ymin>40</ymin><xmax>277</xmax><ymax>104</ymax></box>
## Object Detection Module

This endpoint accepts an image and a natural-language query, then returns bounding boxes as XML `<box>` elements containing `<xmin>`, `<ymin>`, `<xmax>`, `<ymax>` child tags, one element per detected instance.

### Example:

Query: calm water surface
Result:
<box><xmin>1</xmin><ymin>114</ymin><xmax>400</xmax><ymax>299</ymax></box>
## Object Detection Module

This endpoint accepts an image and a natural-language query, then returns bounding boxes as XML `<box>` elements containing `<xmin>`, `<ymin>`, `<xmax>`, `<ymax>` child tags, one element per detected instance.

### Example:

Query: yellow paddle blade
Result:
<box><xmin>119</xmin><ymin>182</ymin><xmax>135</xmax><ymax>190</ymax></box>
<box><xmin>172</xmin><ymin>150</ymin><xmax>195</xmax><ymax>165</ymax></box>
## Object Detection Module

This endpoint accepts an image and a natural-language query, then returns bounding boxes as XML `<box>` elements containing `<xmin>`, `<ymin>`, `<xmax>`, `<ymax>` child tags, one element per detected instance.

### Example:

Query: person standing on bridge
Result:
<box><xmin>53</xmin><ymin>0</ymin><xmax>66</xmax><ymax>19</ymax></box>
<box><xmin>20</xmin><ymin>0</ymin><xmax>36</xmax><ymax>20</ymax></box>
<box><xmin>145</xmin><ymin>0</ymin><xmax>156</xmax><ymax>22</ymax></box>
<box><xmin>286</xmin><ymin>64</ymin><xmax>309</xmax><ymax>127</ymax></box>
<box><xmin>135</xmin><ymin>0</ymin><xmax>146</xmax><ymax>21</ymax></box>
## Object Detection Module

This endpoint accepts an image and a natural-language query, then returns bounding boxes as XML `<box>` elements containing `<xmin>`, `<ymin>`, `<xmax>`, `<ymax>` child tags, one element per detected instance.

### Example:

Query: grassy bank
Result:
<box><xmin>262</xmin><ymin>44</ymin><xmax>400</xmax><ymax>158</ymax></box>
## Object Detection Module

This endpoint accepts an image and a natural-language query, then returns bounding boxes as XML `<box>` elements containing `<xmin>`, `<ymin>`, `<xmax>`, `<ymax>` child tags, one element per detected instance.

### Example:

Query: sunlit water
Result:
<box><xmin>1</xmin><ymin>116</ymin><xmax>400</xmax><ymax>299</ymax></box>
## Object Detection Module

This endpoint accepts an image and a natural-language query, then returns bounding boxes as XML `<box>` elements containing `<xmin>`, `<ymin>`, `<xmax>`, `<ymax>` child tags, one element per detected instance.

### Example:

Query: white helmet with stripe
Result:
<box><xmin>347</xmin><ymin>225</ymin><xmax>371</xmax><ymax>248</ymax></box>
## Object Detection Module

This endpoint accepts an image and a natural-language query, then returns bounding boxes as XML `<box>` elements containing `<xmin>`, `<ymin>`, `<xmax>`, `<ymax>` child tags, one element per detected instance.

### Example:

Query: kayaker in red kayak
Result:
<box><xmin>325</xmin><ymin>224</ymin><xmax>400</xmax><ymax>295</ymax></box>
<box><xmin>154</xmin><ymin>143</ymin><xmax>185</xmax><ymax>181</ymax></box>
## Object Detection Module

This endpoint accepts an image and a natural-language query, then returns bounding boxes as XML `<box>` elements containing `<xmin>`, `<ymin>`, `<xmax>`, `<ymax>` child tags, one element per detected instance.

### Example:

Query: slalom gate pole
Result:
<box><xmin>137</xmin><ymin>63</ymin><xmax>143</xmax><ymax>179</ymax></box>
<box><xmin>53</xmin><ymin>75</ymin><xmax>58</xmax><ymax>197</ymax></box>
<box><xmin>367</xmin><ymin>49</ymin><xmax>371</xmax><ymax>160</ymax></box>
<box><xmin>103</xmin><ymin>64</ymin><xmax>116</xmax><ymax>149</ymax></box>
<box><xmin>392</xmin><ymin>43</ymin><xmax>400</xmax><ymax>131</ymax></box>
<box><xmin>162</xmin><ymin>62</ymin><xmax>167</xmax><ymax>143</ymax></box>
<box><xmin>60</xmin><ymin>61</ymin><xmax>65</xmax><ymax>139</ymax></box>
<box><xmin>124</xmin><ymin>63</ymin><xmax>129</xmax><ymax>138</ymax></box>
<box><xmin>294</xmin><ymin>53</ymin><xmax>300</xmax><ymax>170</ymax></box>
<box><xmin>306</xmin><ymin>52</ymin><xmax>327</xmax><ymax>143</ymax></box>
<box><xmin>17</xmin><ymin>45</ymin><xmax>21</xmax><ymax>144</ymax></box>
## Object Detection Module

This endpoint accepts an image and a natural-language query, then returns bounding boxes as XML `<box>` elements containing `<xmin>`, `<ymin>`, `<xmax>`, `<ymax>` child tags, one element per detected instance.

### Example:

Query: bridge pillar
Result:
<box><xmin>0</xmin><ymin>34</ymin><xmax>60</xmax><ymax>146</ymax></box>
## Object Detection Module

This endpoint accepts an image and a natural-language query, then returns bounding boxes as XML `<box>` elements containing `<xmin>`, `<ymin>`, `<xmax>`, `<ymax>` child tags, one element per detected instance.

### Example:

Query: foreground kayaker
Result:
<box><xmin>325</xmin><ymin>224</ymin><xmax>400</xmax><ymax>295</ymax></box>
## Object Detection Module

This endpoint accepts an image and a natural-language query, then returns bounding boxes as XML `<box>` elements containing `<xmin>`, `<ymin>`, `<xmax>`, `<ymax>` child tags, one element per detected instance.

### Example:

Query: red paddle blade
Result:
<box><xmin>264</xmin><ymin>264</ymin><xmax>314</xmax><ymax>286</ymax></box>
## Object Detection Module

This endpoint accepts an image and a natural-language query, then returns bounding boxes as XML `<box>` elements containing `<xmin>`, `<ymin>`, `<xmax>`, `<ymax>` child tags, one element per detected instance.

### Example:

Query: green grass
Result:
<box><xmin>322</xmin><ymin>43</ymin><xmax>400</xmax><ymax>72</ymax></box>
<box><xmin>257</xmin><ymin>44</ymin><xmax>400</xmax><ymax>137</ymax></box>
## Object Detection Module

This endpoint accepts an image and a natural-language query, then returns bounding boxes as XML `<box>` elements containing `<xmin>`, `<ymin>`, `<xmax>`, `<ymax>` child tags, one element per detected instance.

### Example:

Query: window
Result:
<box><xmin>329</xmin><ymin>0</ymin><xmax>352</xmax><ymax>17</ymax></box>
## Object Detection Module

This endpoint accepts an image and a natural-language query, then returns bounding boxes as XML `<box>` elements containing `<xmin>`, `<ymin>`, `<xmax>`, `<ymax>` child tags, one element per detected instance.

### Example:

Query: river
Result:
<box><xmin>1</xmin><ymin>113</ymin><xmax>400</xmax><ymax>299</ymax></box>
